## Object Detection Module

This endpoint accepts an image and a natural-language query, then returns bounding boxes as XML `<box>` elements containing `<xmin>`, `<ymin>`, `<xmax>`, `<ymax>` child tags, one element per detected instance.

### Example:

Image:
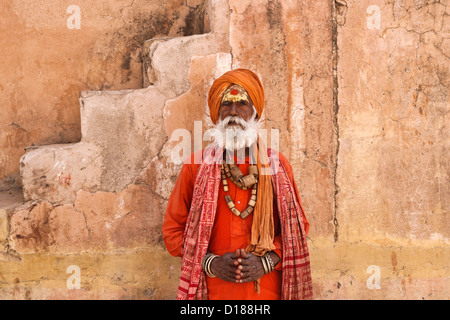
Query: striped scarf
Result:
<box><xmin>176</xmin><ymin>143</ymin><xmax>313</xmax><ymax>300</ymax></box>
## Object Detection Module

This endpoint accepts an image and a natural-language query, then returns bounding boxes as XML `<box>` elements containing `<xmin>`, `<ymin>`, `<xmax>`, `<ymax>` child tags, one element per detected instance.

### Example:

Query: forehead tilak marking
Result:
<box><xmin>221</xmin><ymin>84</ymin><xmax>249</xmax><ymax>103</ymax></box>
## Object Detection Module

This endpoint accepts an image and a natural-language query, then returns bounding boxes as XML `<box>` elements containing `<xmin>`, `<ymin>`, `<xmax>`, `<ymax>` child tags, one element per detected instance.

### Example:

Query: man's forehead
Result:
<box><xmin>221</xmin><ymin>84</ymin><xmax>249</xmax><ymax>103</ymax></box>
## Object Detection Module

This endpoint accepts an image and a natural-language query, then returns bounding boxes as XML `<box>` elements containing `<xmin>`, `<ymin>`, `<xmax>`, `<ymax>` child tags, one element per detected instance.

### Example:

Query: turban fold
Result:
<box><xmin>208</xmin><ymin>68</ymin><xmax>265</xmax><ymax>124</ymax></box>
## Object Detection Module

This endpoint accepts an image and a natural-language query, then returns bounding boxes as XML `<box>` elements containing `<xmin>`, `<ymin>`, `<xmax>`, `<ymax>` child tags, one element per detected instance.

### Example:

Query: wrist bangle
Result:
<box><xmin>261</xmin><ymin>252</ymin><xmax>274</xmax><ymax>274</ymax></box>
<box><xmin>265</xmin><ymin>252</ymin><xmax>275</xmax><ymax>272</ymax></box>
<box><xmin>202</xmin><ymin>253</ymin><xmax>218</xmax><ymax>278</ymax></box>
<box><xmin>260</xmin><ymin>256</ymin><xmax>269</xmax><ymax>274</ymax></box>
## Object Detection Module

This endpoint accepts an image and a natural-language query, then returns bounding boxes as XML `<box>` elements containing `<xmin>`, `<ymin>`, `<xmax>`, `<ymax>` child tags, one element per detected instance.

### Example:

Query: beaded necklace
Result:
<box><xmin>221</xmin><ymin>153</ymin><xmax>258</xmax><ymax>219</ymax></box>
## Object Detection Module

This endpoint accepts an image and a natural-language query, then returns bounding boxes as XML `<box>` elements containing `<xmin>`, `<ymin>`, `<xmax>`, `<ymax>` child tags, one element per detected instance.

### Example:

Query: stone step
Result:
<box><xmin>19</xmin><ymin>85</ymin><xmax>172</xmax><ymax>205</ymax></box>
<box><xmin>0</xmin><ymin>188</ymin><xmax>24</xmax><ymax>249</ymax></box>
<box><xmin>143</xmin><ymin>33</ymin><xmax>229</xmax><ymax>99</ymax></box>
<box><xmin>20</xmin><ymin>142</ymin><xmax>103</xmax><ymax>204</ymax></box>
<box><xmin>142</xmin><ymin>0</ymin><xmax>230</xmax><ymax>97</ymax></box>
<box><xmin>0</xmin><ymin>188</ymin><xmax>24</xmax><ymax>209</ymax></box>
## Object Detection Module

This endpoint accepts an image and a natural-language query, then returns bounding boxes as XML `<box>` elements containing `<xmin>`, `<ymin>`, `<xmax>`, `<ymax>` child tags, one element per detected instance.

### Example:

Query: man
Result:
<box><xmin>162</xmin><ymin>68</ymin><xmax>312</xmax><ymax>300</ymax></box>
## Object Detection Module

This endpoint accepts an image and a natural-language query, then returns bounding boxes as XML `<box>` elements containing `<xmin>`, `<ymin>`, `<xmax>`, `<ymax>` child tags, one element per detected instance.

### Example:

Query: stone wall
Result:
<box><xmin>0</xmin><ymin>0</ymin><xmax>448</xmax><ymax>300</ymax></box>
<box><xmin>329</xmin><ymin>0</ymin><xmax>449</xmax><ymax>299</ymax></box>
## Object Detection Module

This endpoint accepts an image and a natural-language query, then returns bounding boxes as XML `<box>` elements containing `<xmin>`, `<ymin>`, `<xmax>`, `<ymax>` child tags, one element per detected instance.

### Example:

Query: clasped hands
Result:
<box><xmin>210</xmin><ymin>249</ymin><xmax>278</xmax><ymax>283</ymax></box>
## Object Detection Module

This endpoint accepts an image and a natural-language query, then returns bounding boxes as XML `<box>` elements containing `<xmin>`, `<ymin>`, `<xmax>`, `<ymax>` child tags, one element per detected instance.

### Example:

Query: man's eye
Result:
<box><xmin>222</xmin><ymin>101</ymin><xmax>231</xmax><ymax>106</ymax></box>
<box><xmin>239</xmin><ymin>100</ymin><xmax>247</xmax><ymax>106</ymax></box>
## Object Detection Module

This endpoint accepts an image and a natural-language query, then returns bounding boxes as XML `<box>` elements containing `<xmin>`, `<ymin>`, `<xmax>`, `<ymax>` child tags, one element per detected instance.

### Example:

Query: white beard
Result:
<box><xmin>209</xmin><ymin>110</ymin><xmax>261</xmax><ymax>152</ymax></box>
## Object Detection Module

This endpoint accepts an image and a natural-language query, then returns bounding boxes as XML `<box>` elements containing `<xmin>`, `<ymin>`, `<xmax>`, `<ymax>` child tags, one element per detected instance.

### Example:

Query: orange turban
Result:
<box><xmin>208</xmin><ymin>68</ymin><xmax>265</xmax><ymax>124</ymax></box>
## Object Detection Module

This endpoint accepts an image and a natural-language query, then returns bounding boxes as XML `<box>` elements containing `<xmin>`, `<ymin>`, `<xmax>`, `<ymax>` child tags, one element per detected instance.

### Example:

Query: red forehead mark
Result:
<box><xmin>230</xmin><ymin>89</ymin><xmax>239</xmax><ymax>95</ymax></box>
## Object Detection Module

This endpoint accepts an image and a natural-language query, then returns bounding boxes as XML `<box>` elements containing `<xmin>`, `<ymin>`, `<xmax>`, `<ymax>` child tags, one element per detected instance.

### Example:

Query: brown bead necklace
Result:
<box><xmin>221</xmin><ymin>155</ymin><xmax>258</xmax><ymax>219</ymax></box>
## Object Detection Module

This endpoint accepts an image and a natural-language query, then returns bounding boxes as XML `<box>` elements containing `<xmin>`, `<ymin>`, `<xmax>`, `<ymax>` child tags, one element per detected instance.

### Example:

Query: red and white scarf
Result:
<box><xmin>176</xmin><ymin>144</ymin><xmax>313</xmax><ymax>300</ymax></box>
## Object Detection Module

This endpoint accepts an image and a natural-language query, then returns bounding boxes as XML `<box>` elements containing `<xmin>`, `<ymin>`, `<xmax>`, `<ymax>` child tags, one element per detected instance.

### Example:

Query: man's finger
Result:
<box><xmin>237</xmin><ymin>253</ymin><xmax>256</xmax><ymax>265</ymax></box>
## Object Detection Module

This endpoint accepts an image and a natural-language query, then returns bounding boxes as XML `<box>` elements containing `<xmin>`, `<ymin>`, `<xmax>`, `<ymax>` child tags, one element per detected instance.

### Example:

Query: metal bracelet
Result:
<box><xmin>202</xmin><ymin>253</ymin><xmax>218</xmax><ymax>278</ymax></box>
<box><xmin>264</xmin><ymin>252</ymin><xmax>275</xmax><ymax>273</ymax></box>
<box><xmin>260</xmin><ymin>255</ymin><xmax>270</xmax><ymax>274</ymax></box>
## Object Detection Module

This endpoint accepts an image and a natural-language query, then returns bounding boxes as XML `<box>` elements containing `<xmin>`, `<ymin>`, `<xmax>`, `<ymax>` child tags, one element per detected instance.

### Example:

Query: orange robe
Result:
<box><xmin>162</xmin><ymin>150</ymin><xmax>309</xmax><ymax>300</ymax></box>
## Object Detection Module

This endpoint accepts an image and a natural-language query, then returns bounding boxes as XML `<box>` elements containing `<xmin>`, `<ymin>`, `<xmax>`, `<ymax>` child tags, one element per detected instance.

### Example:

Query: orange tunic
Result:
<box><xmin>162</xmin><ymin>150</ymin><xmax>309</xmax><ymax>300</ymax></box>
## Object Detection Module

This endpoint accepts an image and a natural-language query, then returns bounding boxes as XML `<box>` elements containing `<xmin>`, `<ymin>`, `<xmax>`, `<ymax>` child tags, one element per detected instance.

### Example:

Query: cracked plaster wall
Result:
<box><xmin>0</xmin><ymin>0</ymin><xmax>449</xmax><ymax>300</ymax></box>
<box><xmin>0</xmin><ymin>0</ymin><xmax>209</xmax><ymax>191</ymax></box>
<box><xmin>324</xmin><ymin>0</ymin><xmax>449</xmax><ymax>299</ymax></box>
<box><xmin>336</xmin><ymin>0</ymin><xmax>449</xmax><ymax>243</ymax></box>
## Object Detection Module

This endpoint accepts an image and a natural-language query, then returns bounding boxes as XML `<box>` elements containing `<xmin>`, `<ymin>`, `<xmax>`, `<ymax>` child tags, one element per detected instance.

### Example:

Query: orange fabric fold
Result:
<box><xmin>246</xmin><ymin>137</ymin><xmax>275</xmax><ymax>257</ymax></box>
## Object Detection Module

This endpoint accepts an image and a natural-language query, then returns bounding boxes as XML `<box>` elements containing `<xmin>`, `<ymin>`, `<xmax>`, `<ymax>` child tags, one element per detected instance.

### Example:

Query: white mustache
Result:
<box><xmin>222</xmin><ymin>116</ymin><xmax>248</xmax><ymax>129</ymax></box>
<box><xmin>208</xmin><ymin>113</ymin><xmax>261</xmax><ymax>151</ymax></box>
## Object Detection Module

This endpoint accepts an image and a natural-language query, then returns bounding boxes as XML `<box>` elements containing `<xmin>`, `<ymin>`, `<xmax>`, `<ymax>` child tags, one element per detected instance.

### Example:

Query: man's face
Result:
<box><xmin>218</xmin><ymin>85</ymin><xmax>257</xmax><ymax>127</ymax></box>
<box><xmin>210</xmin><ymin>84</ymin><xmax>260</xmax><ymax>152</ymax></box>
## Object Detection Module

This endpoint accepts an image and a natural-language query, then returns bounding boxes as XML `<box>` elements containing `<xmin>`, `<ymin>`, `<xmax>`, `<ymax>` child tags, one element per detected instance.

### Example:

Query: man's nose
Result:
<box><xmin>229</xmin><ymin>102</ymin><xmax>239</xmax><ymax>116</ymax></box>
